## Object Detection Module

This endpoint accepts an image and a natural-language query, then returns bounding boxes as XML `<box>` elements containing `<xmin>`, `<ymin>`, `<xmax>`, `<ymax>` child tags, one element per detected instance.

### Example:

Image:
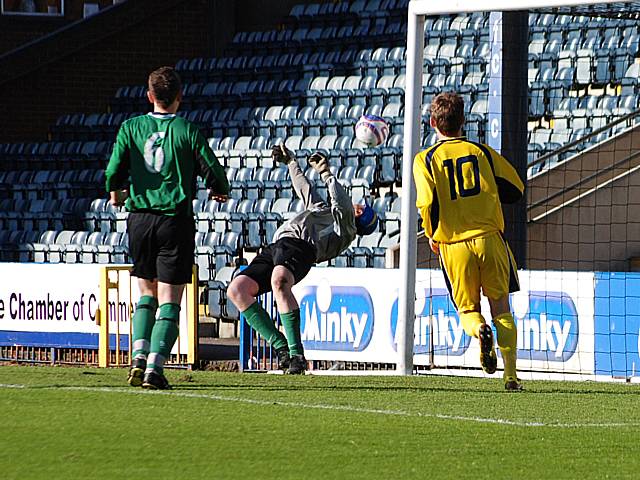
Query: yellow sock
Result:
<box><xmin>459</xmin><ymin>311</ymin><xmax>485</xmax><ymax>338</ymax></box>
<box><xmin>493</xmin><ymin>312</ymin><xmax>517</xmax><ymax>381</ymax></box>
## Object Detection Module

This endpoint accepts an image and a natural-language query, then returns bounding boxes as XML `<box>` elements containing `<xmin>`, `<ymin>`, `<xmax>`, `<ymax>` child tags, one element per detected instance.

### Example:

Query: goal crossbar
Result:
<box><xmin>409</xmin><ymin>0</ymin><xmax>625</xmax><ymax>16</ymax></box>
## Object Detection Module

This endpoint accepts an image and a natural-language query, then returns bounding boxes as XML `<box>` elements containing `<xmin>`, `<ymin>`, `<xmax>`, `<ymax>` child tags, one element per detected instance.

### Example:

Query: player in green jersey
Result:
<box><xmin>413</xmin><ymin>92</ymin><xmax>525</xmax><ymax>391</ymax></box>
<box><xmin>105</xmin><ymin>66</ymin><xmax>229</xmax><ymax>389</ymax></box>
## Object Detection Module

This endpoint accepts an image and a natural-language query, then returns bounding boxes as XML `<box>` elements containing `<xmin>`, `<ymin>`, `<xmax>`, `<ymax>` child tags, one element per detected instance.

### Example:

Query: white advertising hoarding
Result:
<box><xmin>293</xmin><ymin>268</ymin><xmax>595</xmax><ymax>374</ymax></box>
<box><xmin>0</xmin><ymin>264</ymin><xmax>189</xmax><ymax>354</ymax></box>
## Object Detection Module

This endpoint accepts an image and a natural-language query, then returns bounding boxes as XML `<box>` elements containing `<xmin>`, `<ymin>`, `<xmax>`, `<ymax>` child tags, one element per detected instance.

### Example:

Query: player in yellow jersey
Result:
<box><xmin>413</xmin><ymin>92</ymin><xmax>525</xmax><ymax>391</ymax></box>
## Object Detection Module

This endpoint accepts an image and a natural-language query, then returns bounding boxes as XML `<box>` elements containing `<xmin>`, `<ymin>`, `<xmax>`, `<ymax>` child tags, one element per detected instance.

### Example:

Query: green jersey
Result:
<box><xmin>105</xmin><ymin>112</ymin><xmax>228</xmax><ymax>215</ymax></box>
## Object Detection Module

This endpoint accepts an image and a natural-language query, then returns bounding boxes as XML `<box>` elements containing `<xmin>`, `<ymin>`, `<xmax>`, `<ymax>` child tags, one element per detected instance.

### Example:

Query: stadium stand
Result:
<box><xmin>2</xmin><ymin>0</ymin><xmax>640</xmax><ymax>318</ymax></box>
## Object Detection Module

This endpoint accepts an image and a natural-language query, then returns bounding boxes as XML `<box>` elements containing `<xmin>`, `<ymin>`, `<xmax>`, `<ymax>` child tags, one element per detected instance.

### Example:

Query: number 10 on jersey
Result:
<box><xmin>442</xmin><ymin>155</ymin><xmax>481</xmax><ymax>200</ymax></box>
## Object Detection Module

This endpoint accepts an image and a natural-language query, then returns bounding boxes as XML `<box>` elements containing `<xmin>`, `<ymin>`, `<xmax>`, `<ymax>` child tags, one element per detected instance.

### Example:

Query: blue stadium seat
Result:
<box><xmin>340</xmin><ymin>144</ymin><xmax>361</xmax><ymax>169</ymax></box>
<box><xmin>263</xmin><ymin>198</ymin><xmax>291</xmax><ymax>242</ymax></box>
<box><xmin>333</xmin><ymin>75</ymin><xmax>359</xmax><ymax>106</ymax></box>
<box><xmin>591</xmin><ymin>49</ymin><xmax>612</xmax><ymax>85</ymax></box>
<box><xmin>530</xmin><ymin>128</ymin><xmax>553</xmax><ymax>149</ymax></box>
<box><xmin>331</xmin><ymin>250</ymin><xmax>352</xmax><ymax>267</ymax></box>
<box><xmin>206</xmin><ymin>268</ymin><xmax>236</xmax><ymax>319</ymax></box>
<box><xmin>558</xmin><ymin>49</ymin><xmax>576</xmax><ymax>70</ymax></box>
<box><xmin>547</xmin><ymin>80</ymin><xmax>570</xmax><ymax>112</ymax></box>
<box><xmin>620</xmin><ymin>30</ymin><xmax>639</xmax><ymax>53</ymax></box>
<box><xmin>306</xmin><ymin>75</ymin><xmax>330</xmax><ymax>105</ymax></box>
<box><xmin>288</xmin><ymin>107</ymin><xmax>313</xmax><ymax>136</ymax></box>
<box><xmin>196</xmin><ymin>244</ymin><xmax>217</xmax><ymax>282</ymax></box>
<box><xmin>353</xmin><ymin>76</ymin><xmax>376</xmax><ymax>106</ymax></box>
<box><xmin>44</xmin><ymin>230</ymin><xmax>75</xmax><ymax>264</ymax></box>
<box><xmin>306</xmin><ymin>105</ymin><xmax>332</xmax><ymax>136</ymax></box>
<box><xmin>372</xmin><ymin>233</ymin><xmax>399</xmax><ymax>268</ymax></box>
<box><xmin>612</xmin><ymin>48</ymin><xmax>633</xmax><ymax>82</ymax></box>
<box><xmin>590</xmin><ymin>108</ymin><xmax>611</xmax><ymax>130</ymax></box>
<box><xmin>529</xmin><ymin>81</ymin><xmax>548</xmax><ymax>119</ymax></box>
<box><xmin>351</xmin><ymin>246</ymin><xmax>372</xmax><ymax>268</ymax></box>
<box><xmin>245</xmin><ymin>198</ymin><xmax>272</xmax><ymax>251</ymax></box>
<box><xmin>348</xmin><ymin>176</ymin><xmax>370</xmax><ymax>205</ymax></box>
<box><xmin>61</xmin><ymin>231</ymin><xmax>90</xmax><ymax>264</ymax></box>
<box><xmin>321</xmin><ymin>105</ymin><xmax>346</xmax><ymax>136</ymax></box>
<box><xmin>270</xmin><ymin>105</ymin><xmax>296</xmax><ymax>138</ymax></box>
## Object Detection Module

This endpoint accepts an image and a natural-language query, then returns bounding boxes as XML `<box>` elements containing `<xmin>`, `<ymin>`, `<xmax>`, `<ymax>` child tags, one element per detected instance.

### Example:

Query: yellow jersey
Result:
<box><xmin>413</xmin><ymin>137</ymin><xmax>525</xmax><ymax>244</ymax></box>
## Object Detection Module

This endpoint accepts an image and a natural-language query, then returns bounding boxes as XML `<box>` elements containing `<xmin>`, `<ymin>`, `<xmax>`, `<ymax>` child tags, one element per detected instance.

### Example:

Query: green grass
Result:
<box><xmin>0</xmin><ymin>366</ymin><xmax>639</xmax><ymax>479</ymax></box>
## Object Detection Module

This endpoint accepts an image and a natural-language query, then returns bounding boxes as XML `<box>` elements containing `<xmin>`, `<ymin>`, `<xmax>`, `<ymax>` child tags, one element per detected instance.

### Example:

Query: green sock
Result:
<box><xmin>242</xmin><ymin>302</ymin><xmax>288</xmax><ymax>350</ymax></box>
<box><xmin>147</xmin><ymin>303</ymin><xmax>180</xmax><ymax>375</ymax></box>
<box><xmin>280</xmin><ymin>309</ymin><xmax>303</xmax><ymax>356</ymax></box>
<box><xmin>131</xmin><ymin>295</ymin><xmax>158</xmax><ymax>361</ymax></box>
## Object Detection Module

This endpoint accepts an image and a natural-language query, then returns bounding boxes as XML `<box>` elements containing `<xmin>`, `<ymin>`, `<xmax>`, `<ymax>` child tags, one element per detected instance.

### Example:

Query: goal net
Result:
<box><xmin>397</xmin><ymin>0</ymin><xmax>640</xmax><ymax>381</ymax></box>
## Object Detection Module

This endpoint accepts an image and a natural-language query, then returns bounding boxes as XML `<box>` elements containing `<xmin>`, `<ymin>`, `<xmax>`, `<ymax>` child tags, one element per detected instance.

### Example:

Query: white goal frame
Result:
<box><xmin>397</xmin><ymin>0</ymin><xmax>627</xmax><ymax>374</ymax></box>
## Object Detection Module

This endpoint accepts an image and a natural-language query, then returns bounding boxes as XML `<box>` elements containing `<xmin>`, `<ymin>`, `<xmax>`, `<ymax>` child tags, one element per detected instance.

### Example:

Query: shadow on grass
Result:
<box><xmin>167</xmin><ymin>383</ymin><xmax>515</xmax><ymax>395</ymax></box>
<box><xmin>167</xmin><ymin>381</ymin><xmax>640</xmax><ymax>396</ymax></box>
<box><xmin>12</xmin><ymin>382</ymin><xmax>640</xmax><ymax>402</ymax></box>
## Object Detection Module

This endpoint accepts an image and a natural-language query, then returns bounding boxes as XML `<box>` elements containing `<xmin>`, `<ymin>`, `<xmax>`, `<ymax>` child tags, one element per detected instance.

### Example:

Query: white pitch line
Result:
<box><xmin>1</xmin><ymin>383</ymin><xmax>638</xmax><ymax>429</ymax></box>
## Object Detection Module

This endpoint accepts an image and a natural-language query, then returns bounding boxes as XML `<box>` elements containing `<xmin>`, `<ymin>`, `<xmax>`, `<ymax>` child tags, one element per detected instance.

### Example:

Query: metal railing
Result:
<box><xmin>528</xmin><ymin>108</ymin><xmax>640</xmax><ymax>175</ymax></box>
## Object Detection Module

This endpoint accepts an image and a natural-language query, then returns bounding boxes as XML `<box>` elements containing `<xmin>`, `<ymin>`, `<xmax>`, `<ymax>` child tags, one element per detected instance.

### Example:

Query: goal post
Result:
<box><xmin>398</xmin><ymin>0</ymin><xmax>634</xmax><ymax>375</ymax></box>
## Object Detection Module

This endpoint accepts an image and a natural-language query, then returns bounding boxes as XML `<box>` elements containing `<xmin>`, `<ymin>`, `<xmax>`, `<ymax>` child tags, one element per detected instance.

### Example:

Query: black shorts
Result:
<box><xmin>127</xmin><ymin>211</ymin><xmax>195</xmax><ymax>285</ymax></box>
<box><xmin>239</xmin><ymin>237</ymin><xmax>316</xmax><ymax>296</ymax></box>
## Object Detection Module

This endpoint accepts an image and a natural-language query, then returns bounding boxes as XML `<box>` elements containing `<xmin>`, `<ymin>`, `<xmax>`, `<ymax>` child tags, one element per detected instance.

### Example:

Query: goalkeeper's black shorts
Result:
<box><xmin>238</xmin><ymin>237</ymin><xmax>316</xmax><ymax>296</ymax></box>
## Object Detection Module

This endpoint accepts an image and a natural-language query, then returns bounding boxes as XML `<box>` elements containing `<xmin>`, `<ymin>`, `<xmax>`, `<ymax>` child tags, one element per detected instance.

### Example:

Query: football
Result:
<box><xmin>355</xmin><ymin>114</ymin><xmax>389</xmax><ymax>147</ymax></box>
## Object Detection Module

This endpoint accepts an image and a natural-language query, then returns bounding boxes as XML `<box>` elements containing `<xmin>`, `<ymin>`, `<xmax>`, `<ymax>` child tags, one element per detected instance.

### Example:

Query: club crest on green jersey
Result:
<box><xmin>144</xmin><ymin>132</ymin><xmax>166</xmax><ymax>173</ymax></box>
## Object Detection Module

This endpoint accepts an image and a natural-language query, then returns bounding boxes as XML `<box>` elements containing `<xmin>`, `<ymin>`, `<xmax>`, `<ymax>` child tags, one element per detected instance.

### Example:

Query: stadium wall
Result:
<box><xmin>0</xmin><ymin>0</ymin><xmax>314</xmax><ymax>143</ymax></box>
<box><xmin>528</xmin><ymin>125</ymin><xmax>640</xmax><ymax>271</ymax></box>
<box><xmin>0</xmin><ymin>14</ymin><xmax>69</xmax><ymax>54</ymax></box>
<box><xmin>0</xmin><ymin>0</ymin><xmax>118</xmax><ymax>54</ymax></box>
<box><xmin>0</xmin><ymin>0</ymin><xmax>217</xmax><ymax>143</ymax></box>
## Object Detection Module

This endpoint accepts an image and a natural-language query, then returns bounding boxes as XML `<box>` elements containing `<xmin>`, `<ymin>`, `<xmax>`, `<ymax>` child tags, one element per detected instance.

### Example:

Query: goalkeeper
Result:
<box><xmin>413</xmin><ymin>92</ymin><xmax>525</xmax><ymax>391</ymax></box>
<box><xmin>105</xmin><ymin>66</ymin><xmax>229</xmax><ymax>390</ymax></box>
<box><xmin>227</xmin><ymin>145</ymin><xmax>378</xmax><ymax>374</ymax></box>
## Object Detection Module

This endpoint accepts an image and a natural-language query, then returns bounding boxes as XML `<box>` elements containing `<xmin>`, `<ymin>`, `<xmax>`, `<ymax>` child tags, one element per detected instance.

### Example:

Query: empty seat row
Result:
<box><xmin>285</xmin><ymin>0</ymin><xmax>409</xmax><ymax>22</ymax></box>
<box><xmin>205</xmin><ymin>229</ymin><xmax>401</xmax><ymax>320</ymax></box>
<box><xmin>4</xmin><ymin>230</ymin><xmax>126</xmax><ymax>264</ymax></box>
<box><xmin>177</xmin><ymin>44</ymin><xmax>407</xmax><ymax>81</ymax></box>
<box><xmin>1</xmin><ymin>169</ymin><xmax>104</xmax><ymax>201</ymax></box>
<box><xmin>230</xmin><ymin>17</ymin><xmax>405</xmax><ymax>55</ymax></box>
<box><xmin>530</xmin><ymin>13</ymin><xmax>637</xmax><ymax>29</ymax></box>
<box><xmin>552</xmin><ymin>107</ymin><xmax>633</xmax><ymax>131</ymax></box>
<box><xmin>529</xmin><ymin>48</ymin><xmax>635</xmax><ymax>87</ymax></box>
<box><xmin>209</xmin><ymin>132</ymin><xmax>403</xmax><ymax>159</ymax></box>
<box><xmin>51</xmin><ymin>112</ymin><xmax>137</xmax><ymax>141</ymax></box>
<box><xmin>529</xmin><ymin>26</ymin><xmax>639</xmax><ymax>55</ymax></box>
<box><xmin>0</xmin><ymin>140</ymin><xmax>112</xmax><ymax>170</ymax></box>
<box><xmin>0</xmin><ymin>197</ymin><xmax>92</xmax><ymax>214</ymax></box>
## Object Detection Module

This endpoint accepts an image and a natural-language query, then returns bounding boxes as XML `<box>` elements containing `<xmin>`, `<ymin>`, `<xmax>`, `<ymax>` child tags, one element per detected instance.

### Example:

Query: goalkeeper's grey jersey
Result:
<box><xmin>273</xmin><ymin>161</ymin><xmax>357</xmax><ymax>263</ymax></box>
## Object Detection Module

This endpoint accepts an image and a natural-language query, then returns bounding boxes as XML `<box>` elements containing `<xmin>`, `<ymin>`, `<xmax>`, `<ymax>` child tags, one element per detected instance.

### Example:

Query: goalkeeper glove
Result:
<box><xmin>308</xmin><ymin>151</ymin><xmax>332</xmax><ymax>182</ymax></box>
<box><xmin>272</xmin><ymin>144</ymin><xmax>294</xmax><ymax>165</ymax></box>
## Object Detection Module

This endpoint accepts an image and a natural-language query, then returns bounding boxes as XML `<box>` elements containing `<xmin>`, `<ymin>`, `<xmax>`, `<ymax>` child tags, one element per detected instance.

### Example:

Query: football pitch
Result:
<box><xmin>1</xmin><ymin>366</ymin><xmax>639</xmax><ymax>479</ymax></box>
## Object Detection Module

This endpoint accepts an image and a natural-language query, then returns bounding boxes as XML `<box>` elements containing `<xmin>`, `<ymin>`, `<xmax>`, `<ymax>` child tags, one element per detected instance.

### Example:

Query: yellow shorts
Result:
<box><xmin>439</xmin><ymin>232</ymin><xmax>519</xmax><ymax>312</ymax></box>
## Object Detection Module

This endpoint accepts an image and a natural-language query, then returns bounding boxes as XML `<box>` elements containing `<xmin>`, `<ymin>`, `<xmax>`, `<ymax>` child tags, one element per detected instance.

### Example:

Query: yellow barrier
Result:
<box><xmin>96</xmin><ymin>265</ymin><xmax>198</xmax><ymax>368</ymax></box>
